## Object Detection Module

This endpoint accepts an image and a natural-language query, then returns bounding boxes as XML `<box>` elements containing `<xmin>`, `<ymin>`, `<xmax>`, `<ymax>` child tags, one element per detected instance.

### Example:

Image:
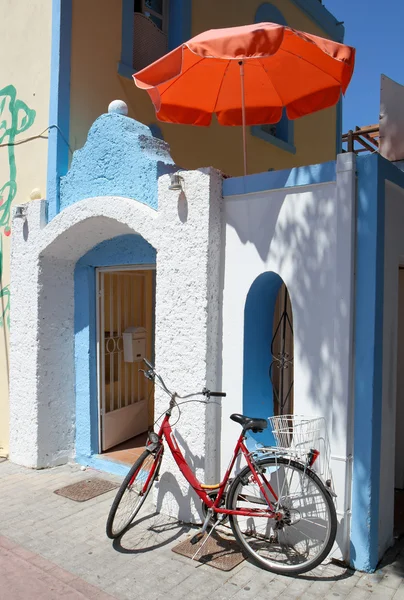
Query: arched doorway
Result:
<box><xmin>75</xmin><ymin>233</ymin><xmax>156</xmax><ymax>468</ymax></box>
<box><xmin>243</xmin><ymin>273</ymin><xmax>294</xmax><ymax>447</ymax></box>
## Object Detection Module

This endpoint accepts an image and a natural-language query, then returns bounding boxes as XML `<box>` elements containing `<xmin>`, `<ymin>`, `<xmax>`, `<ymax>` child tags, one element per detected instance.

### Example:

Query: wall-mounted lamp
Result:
<box><xmin>168</xmin><ymin>172</ymin><xmax>184</xmax><ymax>191</ymax></box>
<box><xmin>14</xmin><ymin>205</ymin><xmax>27</xmax><ymax>219</ymax></box>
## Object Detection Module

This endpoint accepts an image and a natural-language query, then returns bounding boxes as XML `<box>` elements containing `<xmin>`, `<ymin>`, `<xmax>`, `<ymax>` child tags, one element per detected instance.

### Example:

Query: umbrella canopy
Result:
<box><xmin>133</xmin><ymin>22</ymin><xmax>355</xmax><ymax>127</ymax></box>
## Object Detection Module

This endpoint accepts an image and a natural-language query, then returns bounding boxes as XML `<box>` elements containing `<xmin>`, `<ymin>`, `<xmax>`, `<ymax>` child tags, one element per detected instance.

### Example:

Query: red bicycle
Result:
<box><xmin>106</xmin><ymin>360</ymin><xmax>337</xmax><ymax>575</ymax></box>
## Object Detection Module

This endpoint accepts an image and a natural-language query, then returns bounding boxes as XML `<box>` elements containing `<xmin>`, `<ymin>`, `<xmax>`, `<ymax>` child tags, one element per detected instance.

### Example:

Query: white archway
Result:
<box><xmin>9</xmin><ymin>168</ymin><xmax>223</xmax><ymax>524</ymax></box>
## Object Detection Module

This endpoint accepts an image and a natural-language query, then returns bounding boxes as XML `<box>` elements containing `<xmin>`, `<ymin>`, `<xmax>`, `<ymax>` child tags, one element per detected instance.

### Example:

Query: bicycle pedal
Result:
<box><xmin>190</xmin><ymin>532</ymin><xmax>204</xmax><ymax>545</ymax></box>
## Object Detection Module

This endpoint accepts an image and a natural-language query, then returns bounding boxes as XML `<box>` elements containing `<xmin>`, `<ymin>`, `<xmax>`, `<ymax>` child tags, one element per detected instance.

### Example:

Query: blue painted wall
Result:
<box><xmin>351</xmin><ymin>154</ymin><xmax>385</xmax><ymax>571</ymax></box>
<box><xmin>351</xmin><ymin>155</ymin><xmax>404</xmax><ymax>571</ymax></box>
<box><xmin>47</xmin><ymin>0</ymin><xmax>72</xmax><ymax>220</ymax></box>
<box><xmin>223</xmin><ymin>160</ymin><xmax>336</xmax><ymax>196</ymax></box>
<box><xmin>243</xmin><ymin>271</ymin><xmax>284</xmax><ymax>448</ymax></box>
<box><xmin>75</xmin><ymin>234</ymin><xmax>156</xmax><ymax>472</ymax></box>
<box><xmin>59</xmin><ymin>113</ymin><xmax>176</xmax><ymax>214</ymax></box>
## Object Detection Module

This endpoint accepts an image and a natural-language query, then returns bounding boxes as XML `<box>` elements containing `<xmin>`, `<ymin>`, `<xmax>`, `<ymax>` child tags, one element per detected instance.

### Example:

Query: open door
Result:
<box><xmin>97</xmin><ymin>267</ymin><xmax>155</xmax><ymax>452</ymax></box>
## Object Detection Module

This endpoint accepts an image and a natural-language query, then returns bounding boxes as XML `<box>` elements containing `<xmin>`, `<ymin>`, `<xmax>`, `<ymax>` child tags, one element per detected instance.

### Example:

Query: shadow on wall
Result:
<box><xmin>155</xmin><ymin>429</ymin><xmax>206</xmax><ymax>523</ymax></box>
<box><xmin>230</xmin><ymin>160</ymin><xmax>352</xmax><ymax>556</ymax></box>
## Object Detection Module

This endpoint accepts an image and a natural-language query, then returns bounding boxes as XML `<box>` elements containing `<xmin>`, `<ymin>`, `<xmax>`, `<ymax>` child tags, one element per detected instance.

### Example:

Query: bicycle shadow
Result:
<box><xmin>112</xmin><ymin>507</ymin><xmax>191</xmax><ymax>555</ymax></box>
<box><xmin>113</xmin><ymin>433</ymin><xmax>206</xmax><ymax>555</ymax></box>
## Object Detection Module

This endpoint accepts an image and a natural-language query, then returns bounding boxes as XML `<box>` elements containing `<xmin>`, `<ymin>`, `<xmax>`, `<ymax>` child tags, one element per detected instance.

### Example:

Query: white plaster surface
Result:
<box><xmin>379</xmin><ymin>180</ymin><xmax>404</xmax><ymax>557</ymax></box>
<box><xmin>10</xmin><ymin>150</ymin><xmax>357</xmax><ymax>542</ymax></box>
<box><xmin>220</xmin><ymin>154</ymin><xmax>357</xmax><ymax>562</ymax></box>
<box><xmin>9</xmin><ymin>168</ymin><xmax>222</xmax><ymax>523</ymax></box>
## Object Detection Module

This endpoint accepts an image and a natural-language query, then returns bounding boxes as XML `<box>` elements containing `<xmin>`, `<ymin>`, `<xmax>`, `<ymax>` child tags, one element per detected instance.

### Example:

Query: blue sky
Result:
<box><xmin>324</xmin><ymin>0</ymin><xmax>404</xmax><ymax>131</ymax></box>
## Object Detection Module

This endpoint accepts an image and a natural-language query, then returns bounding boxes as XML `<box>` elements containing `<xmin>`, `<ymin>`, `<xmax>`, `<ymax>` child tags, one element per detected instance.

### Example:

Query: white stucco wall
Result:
<box><xmin>220</xmin><ymin>154</ymin><xmax>356</xmax><ymax>562</ymax></box>
<box><xmin>379</xmin><ymin>180</ymin><xmax>404</xmax><ymax>556</ymax></box>
<box><xmin>9</xmin><ymin>168</ymin><xmax>222</xmax><ymax>523</ymax></box>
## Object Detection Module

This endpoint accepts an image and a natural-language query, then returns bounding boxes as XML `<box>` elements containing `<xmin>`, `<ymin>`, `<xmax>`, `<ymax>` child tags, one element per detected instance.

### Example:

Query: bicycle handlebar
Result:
<box><xmin>142</xmin><ymin>359</ymin><xmax>226</xmax><ymax>399</ymax></box>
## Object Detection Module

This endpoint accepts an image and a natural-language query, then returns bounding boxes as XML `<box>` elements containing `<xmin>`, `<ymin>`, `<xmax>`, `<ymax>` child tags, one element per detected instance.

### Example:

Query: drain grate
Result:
<box><xmin>54</xmin><ymin>478</ymin><xmax>119</xmax><ymax>502</ymax></box>
<box><xmin>172</xmin><ymin>530</ymin><xmax>246</xmax><ymax>571</ymax></box>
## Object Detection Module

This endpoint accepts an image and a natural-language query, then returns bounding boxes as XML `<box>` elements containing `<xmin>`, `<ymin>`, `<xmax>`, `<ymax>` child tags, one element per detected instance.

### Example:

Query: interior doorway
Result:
<box><xmin>96</xmin><ymin>266</ymin><xmax>155</xmax><ymax>461</ymax></box>
<box><xmin>395</xmin><ymin>267</ymin><xmax>404</xmax><ymax>535</ymax></box>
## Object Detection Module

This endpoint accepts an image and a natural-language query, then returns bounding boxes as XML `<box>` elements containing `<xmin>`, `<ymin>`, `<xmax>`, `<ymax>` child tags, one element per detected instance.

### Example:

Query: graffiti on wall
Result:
<box><xmin>0</xmin><ymin>85</ymin><xmax>36</xmax><ymax>327</ymax></box>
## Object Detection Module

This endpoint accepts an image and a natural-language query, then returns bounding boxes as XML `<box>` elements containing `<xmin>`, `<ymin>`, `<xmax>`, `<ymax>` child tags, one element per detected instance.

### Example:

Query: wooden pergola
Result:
<box><xmin>342</xmin><ymin>125</ymin><xmax>380</xmax><ymax>154</ymax></box>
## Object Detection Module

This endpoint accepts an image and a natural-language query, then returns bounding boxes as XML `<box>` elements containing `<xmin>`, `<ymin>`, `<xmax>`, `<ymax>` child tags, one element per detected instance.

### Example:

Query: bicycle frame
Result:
<box><xmin>139</xmin><ymin>412</ymin><xmax>280</xmax><ymax>519</ymax></box>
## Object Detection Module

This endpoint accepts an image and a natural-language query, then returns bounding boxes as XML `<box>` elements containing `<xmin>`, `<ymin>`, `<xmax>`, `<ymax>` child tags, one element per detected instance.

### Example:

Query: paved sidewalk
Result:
<box><xmin>1</xmin><ymin>459</ymin><xmax>404</xmax><ymax>600</ymax></box>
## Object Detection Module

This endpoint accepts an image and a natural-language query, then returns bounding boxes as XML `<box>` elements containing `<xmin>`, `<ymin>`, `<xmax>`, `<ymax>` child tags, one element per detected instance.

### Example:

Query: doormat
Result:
<box><xmin>172</xmin><ymin>530</ymin><xmax>246</xmax><ymax>571</ymax></box>
<box><xmin>54</xmin><ymin>478</ymin><xmax>119</xmax><ymax>502</ymax></box>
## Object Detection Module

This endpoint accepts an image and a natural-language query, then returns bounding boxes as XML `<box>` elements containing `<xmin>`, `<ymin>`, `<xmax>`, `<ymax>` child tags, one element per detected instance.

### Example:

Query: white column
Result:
<box><xmin>331</xmin><ymin>152</ymin><xmax>356</xmax><ymax>562</ymax></box>
<box><xmin>154</xmin><ymin>168</ymin><xmax>223</xmax><ymax>522</ymax></box>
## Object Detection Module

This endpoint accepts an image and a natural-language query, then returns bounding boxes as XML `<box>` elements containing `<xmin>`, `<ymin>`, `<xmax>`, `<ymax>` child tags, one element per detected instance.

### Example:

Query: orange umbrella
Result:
<box><xmin>134</xmin><ymin>22</ymin><xmax>355</xmax><ymax>175</ymax></box>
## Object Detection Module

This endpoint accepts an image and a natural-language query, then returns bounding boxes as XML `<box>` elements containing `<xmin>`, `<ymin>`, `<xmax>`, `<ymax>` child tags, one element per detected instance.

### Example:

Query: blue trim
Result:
<box><xmin>290</xmin><ymin>0</ymin><xmax>345</xmax><ymax>42</ymax></box>
<box><xmin>120</xmin><ymin>0</ymin><xmax>135</xmax><ymax>68</ymax></box>
<box><xmin>252</xmin><ymin>5</ymin><xmax>295</xmax><ymax>153</ymax></box>
<box><xmin>351</xmin><ymin>155</ymin><xmax>404</xmax><ymax>571</ymax></box>
<box><xmin>118</xmin><ymin>61</ymin><xmax>136</xmax><ymax>79</ymax></box>
<box><xmin>336</xmin><ymin>95</ymin><xmax>343</xmax><ymax>155</ymax></box>
<box><xmin>351</xmin><ymin>154</ymin><xmax>385</xmax><ymax>572</ymax></box>
<box><xmin>255</xmin><ymin>2</ymin><xmax>287</xmax><ymax>26</ymax></box>
<box><xmin>251</xmin><ymin>123</ymin><xmax>296</xmax><ymax>155</ymax></box>
<box><xmin>168</xmin><ymin>0</ymin><xmax>192</xmax><ymax>50</ymax></box>
<box><xmin>74</xmin><ymin>235</ymin><xmax>156</xmax><ymax>463</ymax></box>
<box><xmin>47</xmin><ymin>0</ymin><xmax>72</xmax><ymax>221</ymax></box>
<box><xmin>378</xmin><ymin>155</ymin><xmax>404</xmax><ymax>190</ymax></box>
<box><xmin>223</xmin><ymin>160</ymin><xmax>336</xmax><ymax>196</ymax></box>
<box><xmin>119</xmin><ymin>0</ymin><xmax>192</xmax><ymax>79</ymax></box>
<box><xmin>76</xmin><ymin>455</ymin><xmax>130</xmax><ymax>478</ymax></box>
<box><xmin>243</xmin><ymin>272</ymin><xmax>283</xmax><ymax>449</ymax></box>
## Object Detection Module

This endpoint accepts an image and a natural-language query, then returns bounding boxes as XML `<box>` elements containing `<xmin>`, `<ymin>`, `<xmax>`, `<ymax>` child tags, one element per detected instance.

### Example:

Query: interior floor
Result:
<box><xmin>102</xmin><ymin>432</ymin><xmax>148</xmax><ymax>465</ymax></box>
<box><xmin>395</xmin><ymin>489</ymin><xmax>404</xmax><ymax>538</ymax></box>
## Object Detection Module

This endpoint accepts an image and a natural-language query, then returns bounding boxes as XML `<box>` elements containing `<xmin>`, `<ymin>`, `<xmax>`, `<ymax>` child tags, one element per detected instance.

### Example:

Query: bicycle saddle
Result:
<box><xmin>230</xmin><ymin>413</ymin><xmax>268</xmax><ymax>433</ymax></box>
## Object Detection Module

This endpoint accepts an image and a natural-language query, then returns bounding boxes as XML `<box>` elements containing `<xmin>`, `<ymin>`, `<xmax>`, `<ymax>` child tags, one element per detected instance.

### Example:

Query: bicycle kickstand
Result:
<box><xmin>190</xmin><ymin>510</ymin><xmax>224</xmax><ymax>561</ymax></box>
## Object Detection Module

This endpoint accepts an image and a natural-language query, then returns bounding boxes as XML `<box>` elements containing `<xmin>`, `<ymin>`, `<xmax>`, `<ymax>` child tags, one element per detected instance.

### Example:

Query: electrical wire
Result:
<box><xmin>0</xmin><ymin>124</ymin><xmax>73</xmax><ymax>154</ymax></box>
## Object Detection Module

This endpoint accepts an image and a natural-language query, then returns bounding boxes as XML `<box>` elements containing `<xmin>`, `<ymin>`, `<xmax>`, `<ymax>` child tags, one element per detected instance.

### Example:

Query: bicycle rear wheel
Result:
<box><xmin>106</xmin><ymin>449</ymin><xmax>163</xmax><ymax>539</ymax></box>
<box><xmin>227</xmin><ymin>456</ymin><xmax>337</xmax><ymax>575</ymax></box>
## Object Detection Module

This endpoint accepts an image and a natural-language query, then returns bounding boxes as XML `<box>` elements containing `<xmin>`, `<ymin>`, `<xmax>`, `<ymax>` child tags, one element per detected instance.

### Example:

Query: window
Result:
<box><xmin>251</xmin><ymin>3</ymin><xmax>295</xmax><ymax>154</ymax></box>
<box><xmin>118</xmin><ymin>0</ymin><xmax>192</xmax><ymax>79</ymax></box>
<box><xmin>135</xmin><ymin>0</ymin><xmax>168</xmax><ymax>32</ymax></box>
<box><xmin>133</xmin><ymin>0</ymin><xmax>169</xmax><ymax>71</ymax></box>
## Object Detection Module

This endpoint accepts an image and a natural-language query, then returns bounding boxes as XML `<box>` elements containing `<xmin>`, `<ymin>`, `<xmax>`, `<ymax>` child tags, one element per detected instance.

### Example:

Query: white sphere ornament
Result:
<box><xmin>29</xmin><ymin>188</ymin><xmax>42</xmax><ymax>200</ymax></box>
<box><xmin>108</xmin><ymin>100</ymin><xmax>128</xmax><ymax>116</ymax></box>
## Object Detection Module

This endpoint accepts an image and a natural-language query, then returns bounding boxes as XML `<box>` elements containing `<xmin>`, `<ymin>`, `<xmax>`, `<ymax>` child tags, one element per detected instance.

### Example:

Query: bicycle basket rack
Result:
<box><xmin>261</xmin><ymin>415</ymin><xmax>333</xmax><ymax>487</ymax></box>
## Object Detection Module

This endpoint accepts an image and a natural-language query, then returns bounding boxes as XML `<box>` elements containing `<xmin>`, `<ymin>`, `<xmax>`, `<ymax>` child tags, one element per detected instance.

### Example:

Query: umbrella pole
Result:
<box><xmin>239</xmin><ymin>60</ymin><xmax>247</xmax><ymax>176</ymax></box>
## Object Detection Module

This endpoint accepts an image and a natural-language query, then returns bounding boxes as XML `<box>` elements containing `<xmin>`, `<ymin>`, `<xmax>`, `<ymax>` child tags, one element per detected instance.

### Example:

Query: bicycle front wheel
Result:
<box><xmin>106</xmin><ymin>449</ymin><xmax>163</xmax><ymax>539</ymax></box>
<box><xmin>227</xmin><ymin>456</ymin><xmax>337</xmax><ymax>575</ymax></box>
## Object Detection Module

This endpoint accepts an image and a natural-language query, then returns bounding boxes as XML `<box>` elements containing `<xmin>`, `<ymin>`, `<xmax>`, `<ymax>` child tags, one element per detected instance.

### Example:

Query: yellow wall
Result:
<box><xmin>0</xmin><ymin>0</ymin><xmax>52</xmax><ymax>455</ymax></box>
<box><xmin>70</xmin><ymin>0</ymin><xmax>338</xmax><ymax>177</ymax></box>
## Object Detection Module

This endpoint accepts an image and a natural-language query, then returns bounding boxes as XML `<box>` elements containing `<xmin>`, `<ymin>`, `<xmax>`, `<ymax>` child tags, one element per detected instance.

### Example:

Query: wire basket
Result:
<box><xmin>267</xmin><ymin>414</ymin><xmax>332</xmax><ymax>484</ymax></box>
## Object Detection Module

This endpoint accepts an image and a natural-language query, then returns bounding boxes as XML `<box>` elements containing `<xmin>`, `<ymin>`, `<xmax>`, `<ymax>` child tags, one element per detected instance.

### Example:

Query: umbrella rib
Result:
<box><xmin>258</xmin><ymin>58</ymin><xmax>285</xmax><ymax>109</ymax></box>
<box><xmin>280</xmin><ymin>48</ymin><xmax>342</xmax><ymax>87</ymax></box>
<box><xmin>159</xmin><ymin>55</ymin><xmax>206</xmax><ymax>99</ymax></box>
<box><xmin>212</xmin><ymin>60</ymin><xmax>232</xmax><ymax>115</ymax></box>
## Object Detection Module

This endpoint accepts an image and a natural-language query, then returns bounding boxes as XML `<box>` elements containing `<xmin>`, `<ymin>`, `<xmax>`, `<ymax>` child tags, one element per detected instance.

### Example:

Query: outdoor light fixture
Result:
<box><xmin>14</xmin><ymin>205</ymin><xmax>27</xmax><ymax>219</ymax></box>
<box><xmin>168</xmin><ymin>172</ymin><xmax>184</xmax><ymax>191</ymax></box>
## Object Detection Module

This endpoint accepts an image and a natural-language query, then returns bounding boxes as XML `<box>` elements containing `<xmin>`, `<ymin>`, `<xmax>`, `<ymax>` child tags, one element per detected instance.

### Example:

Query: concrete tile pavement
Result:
<box><xmin>0</xmin><ymin>459</ymin><xmax>404</xmax><ymax>599</ymax></box>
